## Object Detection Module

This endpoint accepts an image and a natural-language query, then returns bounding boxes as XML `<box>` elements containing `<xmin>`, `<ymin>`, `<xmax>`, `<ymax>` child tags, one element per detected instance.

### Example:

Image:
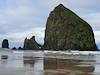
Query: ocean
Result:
<box><xmin>0</xmin><ymin>49</ymin><xmax>100</xmax><ymax>75</ymax></box>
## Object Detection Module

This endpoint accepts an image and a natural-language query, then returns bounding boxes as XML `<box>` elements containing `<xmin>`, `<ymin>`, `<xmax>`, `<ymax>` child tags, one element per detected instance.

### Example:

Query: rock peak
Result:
<box><xmin>55</xmin><ymin>4</ymin><xmax>66</xmax><ymax>9</ymax></box>
<box><xmin>31</xmin><ymin>36</ymin><xmax>35</xmax><ymax>40</ymax></box>
<box><xmin>57</xmin><ymin>4</ymin><xmax>64</xmax><ymax>7</ymax></box>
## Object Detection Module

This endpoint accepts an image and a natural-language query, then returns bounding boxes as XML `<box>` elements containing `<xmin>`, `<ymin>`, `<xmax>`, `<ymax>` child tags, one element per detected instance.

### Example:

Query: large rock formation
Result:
<box><xmin>44</xmin><ymin>4</ymin><xmax>97</xmax><ymax>51</ymax></box>
<box><xmin>23</xmin><ymin>36</ymin><xmax>40</xmax><ymax>50</ymax></box>
<box><xmin>2</xmin><ymin>39</ymin><xmax>9</xmax><ymax>48</ymax></box>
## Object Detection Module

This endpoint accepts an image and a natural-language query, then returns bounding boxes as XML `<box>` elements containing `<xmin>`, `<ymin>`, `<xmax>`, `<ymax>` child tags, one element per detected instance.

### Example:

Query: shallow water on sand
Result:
<box><xmin>44</xmin><ymin>51</ymin><xmax>100</xmax><ymax>75</ymax></box>
<box><xmin>44</xmin><ymin>58</ymin><xmax>95</xmax><ymax>75</ymax></box>
<box><xmin>0</xmin><ymin>50</ymin><xmax>43</xmax><ymax>75</ymax></box>
<box><xmin>0</xmin><ymin>50</ymin><xmax>100</xmax><ymax>75</ymax></box>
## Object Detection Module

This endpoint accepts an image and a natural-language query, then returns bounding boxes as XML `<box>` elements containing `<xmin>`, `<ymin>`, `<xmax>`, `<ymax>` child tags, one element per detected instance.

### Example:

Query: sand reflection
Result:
<box><xmin>44</xmin><ymin>58</ymin><xmax>95</xmax><ymax>75</ymax></box>
<box><xmin>23</xmin><ymin>57</ymin><xmax>35</xmax><ymax>70</ymax></box>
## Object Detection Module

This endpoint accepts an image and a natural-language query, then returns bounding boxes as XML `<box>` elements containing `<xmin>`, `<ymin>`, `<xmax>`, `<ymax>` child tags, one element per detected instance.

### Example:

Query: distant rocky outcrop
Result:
<box><xmin>12</xmin><ymin>47</ymin><xmax>16</xmax><ymax>50</ymax></box>
<box><xmin>23</xmin><ymin>36</ymin><xmax>40</xmax><ymax>50</ymax></box>
<box><xmin>18</xmin><ymin>46</ymin><xmax>22</xmax><ymax>50</ymax></box>
<box><xmin>44</xmin><ymin>4</ymin><xmax>97</xmax><ymax>51</ymax></box>
<box><xmin>2</xmin><ymin>39</ymin><xmax>9</xmax><ymax>48</ymax></box>
<box><xmin>12</xmin><ymin>46</ymin><xmax>22</xmax><ymax>50</ymax></box>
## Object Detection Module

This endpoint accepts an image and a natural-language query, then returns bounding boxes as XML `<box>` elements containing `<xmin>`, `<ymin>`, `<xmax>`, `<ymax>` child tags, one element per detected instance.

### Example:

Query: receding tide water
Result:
<box><xmin>0</xmin><ymin>49</ymin><xmax>100</xmax><ymax>75</ymax></box>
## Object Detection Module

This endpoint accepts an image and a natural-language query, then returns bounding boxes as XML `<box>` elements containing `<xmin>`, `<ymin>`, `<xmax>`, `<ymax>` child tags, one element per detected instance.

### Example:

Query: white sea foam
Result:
<box><xmin>44</xmin><ymin>50</ymin><xmax>100</xmax><ymax>55</ymax></box>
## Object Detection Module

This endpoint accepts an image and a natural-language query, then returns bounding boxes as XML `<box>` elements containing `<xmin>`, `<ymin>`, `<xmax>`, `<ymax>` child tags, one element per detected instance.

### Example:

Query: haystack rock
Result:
<box><xmin>44</xmin><ymin>4</ymin><xmax>97</xmax><ymax>51</ymax></box>
<box><xmin>23</xmin><ymin>36</ymin><xmax>40</xmax><ymax>50</ymax></box>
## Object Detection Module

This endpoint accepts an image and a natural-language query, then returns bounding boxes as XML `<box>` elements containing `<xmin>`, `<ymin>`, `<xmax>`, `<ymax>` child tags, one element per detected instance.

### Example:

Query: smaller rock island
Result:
<box><xmin>23</xmin><ymin>36</ymin><xmax>40</xmax><ymax>50</ymax></box>
<box><xmin>2</xmin><ymin>39</ymin><xmax>9</xmax><ymax>48</ymax></box>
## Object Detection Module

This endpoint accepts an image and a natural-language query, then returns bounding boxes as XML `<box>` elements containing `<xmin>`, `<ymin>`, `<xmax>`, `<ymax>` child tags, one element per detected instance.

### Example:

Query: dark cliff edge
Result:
<box><xmin>43</xmin><ymin>4</ymin><xmax>98</xmax><ymax>51</ymax></box>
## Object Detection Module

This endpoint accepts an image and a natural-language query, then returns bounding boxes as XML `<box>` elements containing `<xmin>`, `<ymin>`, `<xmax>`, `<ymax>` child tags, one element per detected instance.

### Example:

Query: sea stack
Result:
<box><xmin>23</xmin><ymin>36</ymin><xmax>40</xmax><ymax>50</ymax></box>
<box><xmin>2</xmin><ymin>39</ymin><xmax>9</xmax><ymax>48</ymax></box>
<box><xmin>44</xmin><ymin>4</ymin><xmax>97</xmax><ymax>51</ymax></box>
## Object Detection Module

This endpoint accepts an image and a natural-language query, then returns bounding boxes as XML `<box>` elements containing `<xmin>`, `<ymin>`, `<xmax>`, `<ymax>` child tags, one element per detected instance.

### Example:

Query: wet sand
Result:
<box><xmin>44</xmin><ymin>55</ymin><xmax>100</xmax><ymax>75</ymax></box>
<box><xmin>44</xmin><ymin>58</ymin><xmax>96</xmax><ymax>75</ymax></box>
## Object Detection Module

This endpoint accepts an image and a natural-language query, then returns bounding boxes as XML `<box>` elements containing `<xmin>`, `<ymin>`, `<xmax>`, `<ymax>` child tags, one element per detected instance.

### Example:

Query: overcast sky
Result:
<box><xmin>0</xmin><ymin>0</ymin><xmax>100</xmax><ymax>49</ymax></box>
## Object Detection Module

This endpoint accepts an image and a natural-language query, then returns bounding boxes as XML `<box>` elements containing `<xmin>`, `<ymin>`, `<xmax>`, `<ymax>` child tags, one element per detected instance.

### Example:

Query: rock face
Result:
<box><xmin>44</xmin><ymin>4</ymin><xmax>97</xmax><ymax>51</ymax></box>
<box><xmin>23</xmin><ymin>36</ymin><xmax>40</xmax><ymax>50</ymax></box>
<box><xmin>2</xmin><ymin>39</ymin><xmax>9</xmax><ymax>48</ymax></box>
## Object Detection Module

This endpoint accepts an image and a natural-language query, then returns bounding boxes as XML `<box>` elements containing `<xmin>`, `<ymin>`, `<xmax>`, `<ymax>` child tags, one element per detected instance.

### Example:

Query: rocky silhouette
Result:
<box><xmin>23</xmin><ymin>36</ymin><xmax>40</xmax><ymax>50</ymax></box>
<box><xmin>18</xmin><ymin>46</ymin><xmax>22</xmax><ymax>50</ymax></box>
<box><xmin>44</xmin><ymin>4</ymin><xmax>97</xmax><ymax>51</ymax></box>
<box><xmin>2</xmin><ymin>39</ymin><xmax>9</xmax><ymax>48</ymax></box>
<box><xmin>12</xmin><ymin>47</ymin><xmax>16</xmax><ymax>50</ymax></box>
